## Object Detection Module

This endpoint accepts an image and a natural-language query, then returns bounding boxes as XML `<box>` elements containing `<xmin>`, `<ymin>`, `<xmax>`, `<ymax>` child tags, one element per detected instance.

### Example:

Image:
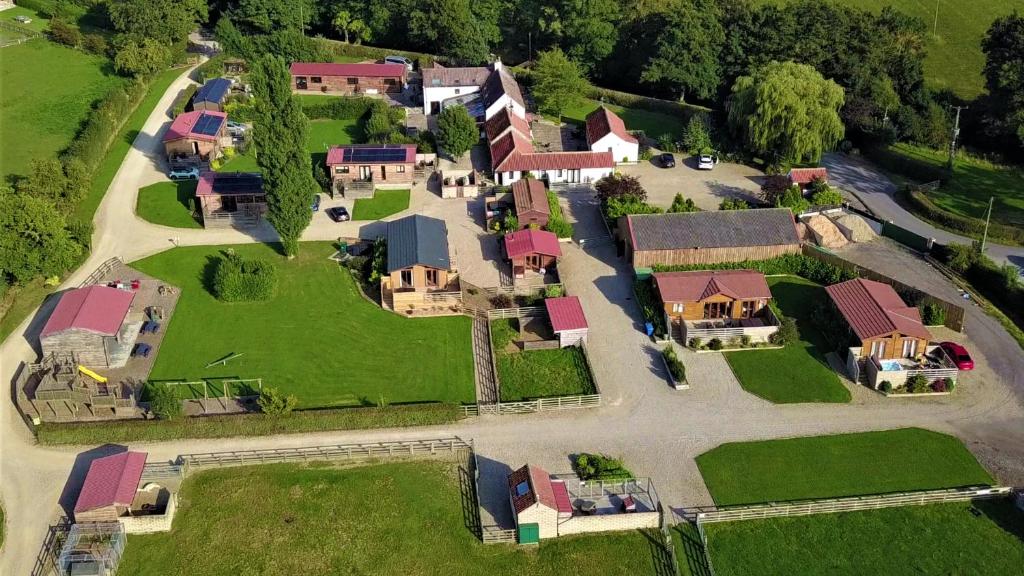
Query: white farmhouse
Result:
<box><xmin>421</xmin><ymin>59</ymin><xmax>525</xmax><ymax>121</ymax></box>
<box><xmin>586</xmin><ymin>107</ymin><xmax>639</xmax><ymax>163</ymax></box>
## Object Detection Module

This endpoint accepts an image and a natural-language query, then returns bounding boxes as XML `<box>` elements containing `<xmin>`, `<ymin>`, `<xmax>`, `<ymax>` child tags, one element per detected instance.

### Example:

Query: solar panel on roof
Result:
<box><xmin>211</xmin><ymin>174</ymin><xmax>263</xmax><ymax>195</ymax></box>
<box><xmin>340</xmin><ymin>146</ymin><xmax>408</xmax><ymax>163</ymax></box>
<box><xmin>192</xmin><ymin>114</ymin><xmax>222</xmax><ymax>136</ymax></box>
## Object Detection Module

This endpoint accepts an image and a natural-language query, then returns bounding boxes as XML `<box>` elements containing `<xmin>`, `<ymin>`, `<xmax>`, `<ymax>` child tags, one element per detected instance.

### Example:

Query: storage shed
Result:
<box><xmin>545</xmin><ymin>296</ymin><xmax>589</xmax><ymax>347</ymax></box>
<box><xmin>39</xmin><ymin>286</ymin><xmax>138</xmax><ymax>369</ymax></box>
<box><xmin>74</xmin><ymin>451</ymin><xmax>147</xmax><ymax>523</ymax></box>
<box><xmin>621</xmin><ymin>209</ymin><xmax>801</xmax><ymax>276</ymax></box>
<box><xmin>192</xmin><ymin>77</ymin><xmax>232</xmax><ymax>112</ymax></box>
<box><xmin>511</xmin><ymin>178</ymin><xmax>550</xmax><ymax>228</ymax></box>
<box><xmin>508</xmin><ymin>464</ymin><xmax>572</xmax><ymax>542</ymax></box>
<box><xmin>504</xmin><ymin>229</ymin><xmax>561</xmax><ymax>278</ymax></box>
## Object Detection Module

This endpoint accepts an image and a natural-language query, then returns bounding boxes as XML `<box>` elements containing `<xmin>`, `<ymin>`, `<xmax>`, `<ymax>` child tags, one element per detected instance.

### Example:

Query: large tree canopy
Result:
<box><xmin>250</xmin><ymin>56</ymin><xmax>317</xmax><ymax>256</ymax></box>
<box><xmin>641</xmin><ymin>0</ymin><xmax>724</xmax><ymax>101</ymax></box>
<box><xmin>728</xmin><ymin>61</ymin><xmax>846</xmax><ymax>164</ymax></box>
<box><xmin>408</xmin><ymin>0</ymin><xmax>496</xmax><ymax>64</ymax></box>
<box><xmin>436</xmin><ymin>105</ymin><xmax>478</xmax><ymax>159</ymax></box>
<box><xmin>981</xmin><ymin>12</ymin><xmax>1024</xmax><ymax>147</ymax></box>
<box><xmin>532</xmin><ymin>48</ymin><xmax>590</xmax><ymax>118</ymax></box>
<box><xmin>107</xmin><ymin>0</ymin><xmax>207</xmax><ymax>45</ymax></box>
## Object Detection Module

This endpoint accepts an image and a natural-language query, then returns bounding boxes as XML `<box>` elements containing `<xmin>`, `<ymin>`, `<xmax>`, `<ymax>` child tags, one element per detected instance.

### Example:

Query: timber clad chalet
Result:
<box><xmin>511</xmin><ymin>179</ymin><xmax>550</xmax><ymax>228</ymax></box>
<box><xmin>290</xmin><ymin>62</ymin><xmax>407</xmax><ymax>95</ymax></box>
<box><xmin>825</xmin><ymin>278</ymin><xmax>931</xmax><ymax>360</ymax></box>
<box><xmin>40</xmin><ymin>285</ymin><xmax>138</xmax><ymax>369</ymax></box>
<box><xmin>504</xmin><ymin>229</ymin><xmax>561</xmax><ymax>278</ymax></box>
<box><xmin>162</xmin><ymin>110</ymin><xmax>227</xmax><ymax>166</ymax></box>
<box><xmin>654</xmin><ymin>270</ymin><xmax>772</xmax><ymax>323</ymax></box>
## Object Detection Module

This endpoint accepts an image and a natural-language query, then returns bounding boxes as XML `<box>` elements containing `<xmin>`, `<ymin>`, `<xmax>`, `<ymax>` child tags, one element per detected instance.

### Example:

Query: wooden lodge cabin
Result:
<box><xmin>162</xmin><ymin>110</ymin><xmax>227</xmax><ymax>167</ymax></box>
<box><xmin>654</xmin><ymin>270</ymin><xmax>772</xmax><ymax>323</ymax></box>
<box><xmin>290</xmin><ymin>62</ymin><xmax>407</xmax><ymax>95</ymax></box>
<box><xmin>511</xmin><ymin>178</ymin><xmax>550</xmax><ymax>228</ymax></box>
<box><xmin>191</xmin><ymin>77</ymin><xmax>231</xmax><ymax>112</ymax></box>
<box><xmin>194</xmin><ymin>171</ymin><xmax>266</xmax><ymax>228</ymax></box>
<box><xmin>504</xmin><ymin>229</ymin><xmax>562</xmax><ymax>279</ymax></box>
<box><xmin>383</xmin><ymin>215</ymin><xmax>459</xmax><ymax>312</ymax></box>
<box><xmin>74</xmin><ymin>451</ymin><xmax>147</xmax><ymax>523</ymax></box>
<box><xmin>621</xmin><ymin>208</ymin><xmax>801</xmax><ymax>277</ymax></box>
<box><xmin>825</xmin><ymin>278</ymin><xmax>931</xmax><ymax>360</ymax></box>
<box><xmin>39</xmin><ymin>285</ymin><xmax>138</xmax><ymax>369</ymax></box>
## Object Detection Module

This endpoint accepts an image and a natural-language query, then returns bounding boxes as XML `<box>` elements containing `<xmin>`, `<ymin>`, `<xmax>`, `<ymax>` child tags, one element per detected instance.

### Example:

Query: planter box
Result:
<box><xmin>662</xmin><ymin>354</ymin><xmax>689</xmax><ymax>390</ymax></box>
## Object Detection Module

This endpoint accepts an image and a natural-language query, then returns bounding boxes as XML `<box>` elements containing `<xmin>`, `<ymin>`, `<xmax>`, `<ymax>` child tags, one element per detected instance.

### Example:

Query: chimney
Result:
<box><xmin>492</xmin><ymin>56</ymin><xmax>503</xmax><ymax>71</ymax></box>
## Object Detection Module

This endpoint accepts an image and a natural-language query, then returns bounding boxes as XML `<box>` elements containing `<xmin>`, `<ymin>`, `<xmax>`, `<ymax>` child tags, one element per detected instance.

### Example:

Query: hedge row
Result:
<box><xmin>302</xmin><ymin>95</ymin><xmax>377</xmax><ymax>120</ymax></box>
<box><xmin>62</xmin><ymin>78</ymin><xmax>148</xmax><ymax>170</ymax></box>
<box><xmin>863</xmin><ymin>145</ymin><xmax>952</xmax><ymax>184</ymax></box>
<box><xmin>652</xmin><ymin>254</ymin><xmax>857</xmax><ymax>286</ymax></box>
<box><xmin>903</xmin><ymin>186</ymin><xmax>1023</xmax><ymax>245</ymax></box>
<box><xmin>36</xmin><ymin>403</ymin><xmax>462</xmax><ymax>445</ymax></box>
<box><xmin>317</xmin><ymin>38</ymin><xmax>440</xmax><ymax>69</ymax></box>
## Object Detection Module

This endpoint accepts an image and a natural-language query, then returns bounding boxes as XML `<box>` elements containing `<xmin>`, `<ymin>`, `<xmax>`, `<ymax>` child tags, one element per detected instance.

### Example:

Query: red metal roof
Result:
<box><xmin>498</xmin><ymin>151</ymin><xmax>615</xmax><ymax>173</ymax></box>
<box><xmin>545</xmin><ymin>296</ymin><xmax>588</xmax><ymax>332</ymax></box>
<box><xmin>326</xmin><ymin>143</ymin><xmax>417</xmax><ymax>165</ymax></box>
<box><xmin>653</xmin><ymin>270</ymin><xmax>771</xmax><ymax>302</ymax></box>
<box><xmin>512</xmin><ymin>179</ymin><xmax>549</xmax><ymax>216</ymax></box>
<box><xmin>163</xmin><ymin>110</ymin><xmax>227</xmax><ymax>142</ymax></box>
<box><xmin>788</xmin><ymin>167</ymin><xmax>829</xmax><ymax>184</ymax></box>
<box><xmin>504</xmin><ymin>229</ymin><xmax>562</xmax><ymax>259</ymax></box>
<box><xmin>40</xmin><ymin>286</ymin><xmax>135</xmax><ymax>338</ymax></box>
<box><xmin>825</xmin><ymin>278</ymin><xmax>931</xmax><ymax>340</ymax></box>
<box><xmin>585</xmin><ymin>106</ymin><xmax>637</xmax><ymax>146</ymax></box>
<box><xmin>490</xmin><ymin>130</ymin><xmax>533</xmax><ymax>171</ymax></box>
<box><xmin>289</xmin><ymin>62</ymin><xmax>406</xmax><ymax>78</ymax></box>
<box><xmin>550</xmin><ymin>480</ymin><xmax>573</xmax><ymax>514</ymax></box>
<box><xmin>508</xmin><ymin>464</ymin><xmax>558</xmax><ymax>514</ymax></box>
<box><xmin>74</xmin><ymin>451</ymin><xmax>147</xmax><ymax>514</ymax></box>
<box><xmin>484</xmin><ymin>107</ymin><xmax>531</xmax><ymax>143</ymax></box>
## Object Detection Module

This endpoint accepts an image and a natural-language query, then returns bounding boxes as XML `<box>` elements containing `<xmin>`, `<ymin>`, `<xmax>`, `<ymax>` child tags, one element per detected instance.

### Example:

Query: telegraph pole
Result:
<box><xmin>980</xmin><ymin>196</ymin><xmax>994</xmax><ymax>252</ymax></box>
<box><xmin>948</xmin><ymin>105</ymin><xmax>967</xmax><ymax>168</ymax></box>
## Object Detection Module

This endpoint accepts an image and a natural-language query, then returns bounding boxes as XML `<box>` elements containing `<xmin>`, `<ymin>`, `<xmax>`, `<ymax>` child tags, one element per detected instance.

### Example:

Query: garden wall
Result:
<box><xmin>556</xmin><ymin>511</ymin><xmax>660</xmax><ymax>536</ymax></box>
<box><xmin>119</xmin><ymin>495</ymin><xmax>177</xmax><ymax>534</ymax></box>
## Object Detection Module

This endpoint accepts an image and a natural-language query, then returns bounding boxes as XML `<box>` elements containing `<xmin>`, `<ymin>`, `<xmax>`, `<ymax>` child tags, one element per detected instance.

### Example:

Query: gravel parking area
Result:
<box><xmin>619</xmin><ymin>158</ymin><xmax>765</xmax><ymax>211</ymax></box>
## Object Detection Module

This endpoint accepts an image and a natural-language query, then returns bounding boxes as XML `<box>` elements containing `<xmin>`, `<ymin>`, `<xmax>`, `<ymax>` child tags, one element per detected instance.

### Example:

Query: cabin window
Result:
<box><xmin>347</xmin><ymin>78</ymin><xmax>358</xmax><ymax>85</ymax></box>
<box><xmin>335</xmin><ymin>166</ymin><xmax>350</xmax><ymax>174</ymax></box>
<box><xmin>425</xmin><ymin>269</ymin><xmax>439</xmax><ymax>287</ymax></box>
<box><xmin>703</xmin><ymin>301</ymin><xmax>729</xmax><ymax>319</ymax></box>
<box><xmin>396</xmin><ymin>165</ymin><xmax>406</xmax><ymax>173</ymax></box>
<box><xmin>384</xmin><ymin>78</ymin><xmax>396</xmax><ymax>85</ymax></box>
<box><xmin>902</xmin><ymin>339</ymin><xmax>917</xmax><ymax>358</ymax></box>
<box><xmin>672</xmin><ymin>303</ymin><xmax>683</xmax><ymax>313</ymax></box>
<box><xmin>870</xmin><ymin>340</ymin><xmax>887</xmax><ymax>358</ymax></box>
<box><xmin>310</xmin><ymin>76</ymin><xmax>322</xmax><ymax>84</ymax></box>
<box><xmin>400</xmin><ymin>269</ymin><xmax>413</xmax><ymax>287</ymax></box>
<box><xmin>454</xmin><ymin>88</ymin><xmax>461</xmax><ymax>95</ymax></box>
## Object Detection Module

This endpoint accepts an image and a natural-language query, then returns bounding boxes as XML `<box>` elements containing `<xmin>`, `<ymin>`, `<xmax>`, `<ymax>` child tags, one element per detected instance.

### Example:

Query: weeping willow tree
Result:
<box><xmin>728</xmin><ymin>61</ymin><xmax>845</xmax><ymax>164</ymax></box>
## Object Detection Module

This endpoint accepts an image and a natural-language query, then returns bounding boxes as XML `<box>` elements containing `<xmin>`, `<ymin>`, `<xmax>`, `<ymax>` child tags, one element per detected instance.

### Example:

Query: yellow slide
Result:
<box><xmin>78</xmin><ymin>365</ymin><xmax>108</xmax><ymax>383</ymax></box>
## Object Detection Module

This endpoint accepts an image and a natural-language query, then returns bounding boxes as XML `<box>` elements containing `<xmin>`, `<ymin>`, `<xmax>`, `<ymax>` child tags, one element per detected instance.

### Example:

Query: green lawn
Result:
<box><xmin>118</xmin><ymin>461</ymin><xmax>668</xmax><ymax>576</ymax></box>
<box><xmin>1</xmin><ymin>6</ymin><xmax>50</xmax><ymax>32</ymax></box>
<box><xmin>216</xmin><ymin>118</ymin><xmax>360</xmax><ymax>175</ymax></box>
<box><xmin>215</xmin><ymin>150</ymin><xmax>260</xmax><ymax>172</ymax></box>
<box><xmin>705</xmin><ymin>500</ymin><xmax>1024</xmax><ymax>575</ymax></box>
<box><xmin>491</xmin><ymin>319</ymin><xmax>596</xmax><ymax>401</ymax></box>
<box><xmin>135</xmin><ymin>180</ymin><xmax>201</xmax><ymax>229</ymax></box>
<box><xmin>724</xmin><ymin>276</ymin><xmax>850</xmax><ymax>404</ymax></box>
<box><xmin>352</xmin><ymin>189</ymin><xmax>410</xmax><ymax>220</ymax></box>
<box><xmin>0</xmin><ymin>38</ymin><xmax>123</xmax><ymax>179</ymax></box>
<box><xmin>892</xmin><ymin>142</ymin><xmax>1024</xmax><ymax>228</ymax></box>
<box><xmin>558</xmin><ymin>98</ymin><xmax>688</xmax><ymax>139</ymax></box>
<box><xmin>134</xmin><ymin>242</ymin><xmax>475</xmax><ymax>408</ymax></box>
<box><xmin>756</xmin><ymin>0</ymin><xmax>1015</xmax><ymax>98</ymax></box>
<box><xmin>696</xmin><ymin>428</ymin><xmax>996</xmax><ymax>507</ymax></box>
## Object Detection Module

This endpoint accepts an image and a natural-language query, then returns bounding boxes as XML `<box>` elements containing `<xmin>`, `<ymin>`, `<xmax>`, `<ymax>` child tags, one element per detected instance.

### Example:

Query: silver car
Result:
<box><xmin>697</xmin><ymin>154</ymin><xmax>716</xmax><ymax>170</ymax></box>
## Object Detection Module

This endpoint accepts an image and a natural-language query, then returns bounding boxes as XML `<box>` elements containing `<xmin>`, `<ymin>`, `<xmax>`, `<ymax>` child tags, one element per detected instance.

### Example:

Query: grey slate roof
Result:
<box><xmin>628</xmin><ymin>208</ymin><xmax>799</xmax><ymax>251</ymax></box>
<box><xmin>480</xmin><ymin>68</ymin><xmax>525</xmax><ymax>109</ymax></box>
<box><xmin>386</xmin><ymin>215</ymin><xmax>451</xmax><ymax>272</ymax></box>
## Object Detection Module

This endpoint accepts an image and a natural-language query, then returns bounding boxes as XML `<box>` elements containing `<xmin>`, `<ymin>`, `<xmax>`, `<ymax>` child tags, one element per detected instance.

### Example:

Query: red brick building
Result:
<box><xmin>326</xmin><ymin>144</ymin><xmax>417</xmax><ymax>192</ymax></box>
<box><xmin>162</xmin><ymin>110</ymin><xmax>227</xmax><ymax>166</ymax></box>
<box><xmin>290</xmin><ymin>62</ymin><xmax>407</xmax><ymax>95</ymax></box>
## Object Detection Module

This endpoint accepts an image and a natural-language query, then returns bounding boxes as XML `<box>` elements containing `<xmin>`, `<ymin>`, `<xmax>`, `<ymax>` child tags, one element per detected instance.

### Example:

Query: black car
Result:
<box><xmin>660</xmin><ymin>153</ymin><xmax>676</xmax><ymax>168</ymax></box>
<box><xmin>327</xmin><ymin>206</ymin><xmax>350</xmax><ymax>222</ymax></box>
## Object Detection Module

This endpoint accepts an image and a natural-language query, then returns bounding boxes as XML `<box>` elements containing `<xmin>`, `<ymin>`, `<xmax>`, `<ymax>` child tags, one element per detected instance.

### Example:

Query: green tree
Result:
<box><xmin>719</xmin><ymin>198</ymin><xmax>749</xmax><ymax>210</ymax></box>
<box><xmin>232</xmin><ymin>0</ymin><xmax>313</xmax><ymax>34</ymax></box>
<box><xmin>981</xmin><ymin>12</ymin><xmax>1024</xmax><ymax>146</ymax></box>
<box><xmin>532</xmin><ymin>48</ymin><xmax>590</xmax><ymax>119</ymax></box>
<box><xmin>408</xmin><ymin>0</ymin><xmax>492</xmax><ymax>64</ymax></box>
<box><xmin>147</xmin><ymin>384</ymin><xmax>182</xmax><ymax>420</ymax></box>
<box><xmin>669</xmin><ymin>193</ymin><xmax>698</xmax><ymax>213</ymax></box>
<box><xmin>776</xmin><ymin>186</ymin><xmax>810</xmax><ymax>214</ymax></box>
<box><xmin>641</xmin><ymin>0</ymin><xmax>725</xmax><ymax>101</ymax></box>
<box><xmin>250</xmin><ymin>55</ymin><xmax>317</xmax><ymax>257</ymax></box>
<box><xmin>214</xmin><ymin>16</ymin><xmax>250</xmax><ymax>58</ymax></box>
<box><xmin>113</xmin><ymin>35</ymin><xmax>172</xmax><ymax>77</ymax></box>
<box><xmin>0</xmin><ymin>187</ymin><xmax>82</xmax><ymax>283</ymax></box>
<box><xmin>258</xmin><ymin>387</ymin><xmax>299</xmax><ymax>415</ymax></box>
<box><xmin>108</xmin><ymin>0</ymin><xmax>207</xmax><ymax>45</ymax></box>
<box><xmin>436</xmin><ymin>105</ymin><xmax>478</xmax><ymax>159</ymax></box>
<box><xmin>595</xmin><ymin>173</ymin><xmax>646</xmax><ymax>203</ymax></box>
<box><xmin>560</xmin><ymin>0</ymin><xmax>621</xmax><ymax>69</ymax></box>
<box><xmin>682</xmin><ymin>114</ymin><xmax>713</xmax><ymax>154</ymax></box>
<box><xmin>332</xmin><ymin>9</ymin><xmax>370</xmax><ymax>44</ymax></box>
<box><xmin>728</xmin><ymin>61</ymin><xmax>845</xmax><ymax>163</ymax></box>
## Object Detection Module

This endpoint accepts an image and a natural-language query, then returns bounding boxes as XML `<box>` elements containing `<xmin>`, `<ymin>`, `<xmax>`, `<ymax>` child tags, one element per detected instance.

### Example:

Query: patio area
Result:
<box><xmin>677</xmin><ymin>307</ymin><xmax>780</xmax><ymax>345</ymax></box>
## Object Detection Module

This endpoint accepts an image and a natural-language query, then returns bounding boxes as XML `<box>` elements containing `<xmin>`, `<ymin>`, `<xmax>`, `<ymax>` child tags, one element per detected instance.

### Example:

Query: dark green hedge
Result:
<box><xmin>302</xmin><ymin>96</ymin><xmax>376</xmax><ymax>120</ymax></box>
<box><xmin>62</xmin><ymin>79</ymin><xmax>148</xmax><ymax>170</ymax></box>
<box><xmin>902</xmin><ymin>186</ymin><xmax>1023</xmax><ymax>244</ymax></box>
<box><xmin>652</xmin><ymin>254</ymin><xmax>857</xmax><ymax>286</ymax></box>
<box><xmin>212</xmin><ymin>252</ymin><xmax>277</xmax><ymax>302</ymax></box>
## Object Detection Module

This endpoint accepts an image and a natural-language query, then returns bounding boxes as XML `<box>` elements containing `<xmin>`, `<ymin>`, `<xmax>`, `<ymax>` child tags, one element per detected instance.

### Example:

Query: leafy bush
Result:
<box><xmin>301</xmin><ymin>95</ymin><xmax>376</xmax><ymax>120</ymax></box>
<box><xmin>662</xmin><ymin>346</ymin><xmax>686</xmax><ymax>381</ymax></box>
<box><xmin>416</xmin><ymin>130</ymin><xmax>437</xmax><ymax>153</ymax></box>
<box><xmin>740</xmin><ymin>334</ymin><xmax>752</xmax><ymax>347</ymax></box>
<box><xmin>596</xmin><ymin>173</ymin><xmax>647</xmax><ymax>202</ymax></box>
<box><xmin>573</xmin><ymin>453</ymin><xmax>633</xmax><ymax>481</ymax></box>
<box><xmin>879</xmin><ymin>380</ymin><xmax>893</xmax><ymax>393</ymax></box>
<box><xmin>544</xmin><ymin>284</ymin><xmax>564</xmax><ymax>298</ymax></box>
<box><xmin>604</xmin><ymin>195</ymin><xmax>663</xmax><ymax>219</ymax></box>
<box><xmin>48</xmin><ymin>18</ymin><xmax>81</xmax><ymax>48</ymax></box>
<box><xmin>920</xmin><ymin>303</ymin><xmax>946</xmax><ymax>326</ymax></box>
<box><xmin>689</xmin><ymin>337</ymin><xmax>702</xmax><ymax>349</ymax></box>
<box><xmin>707</xmin><ymin>338</ymin><xmax>724</xmax><ymax>351</ymax></box>
<box><xmin>719</xmin><ymin>198</ymin><xmax>749</xmax><ymax>210</ymax></box>
<box><xmin>212</xmin><ymin>251</ymin><xmax>278</xmax><ymax>302</ymax></box>
<box><xmin>639</xmin><ymin>147</ymin><xmax>654</xmax><ymax>161</ymax></box>
<box><xmin>906</xmin><ymin>373</ymin><xmax>931</xmax><ymax>393</ymax></box>
<box><xmin>770</xmin><ymin>317</ymin><xmax>798</xmax><ymax>346</ymax></box>
<box><xmin>490</xmin><ymin>293</ymin><xmax>513</xmax><ymax>308</ymax></box>
<box><xmin>258</xmin><ymin>387</ymin><xmax>299</xmax><ymax>415</ymax></box>
<box><xmin>633</xmin><ymin>278</ymin><xmax>666</xmax><ymax>337</ymax></box>
<box><xmin>810</xmin><ymin>187</ymin><xmax>843</xmax><ymax>207</ymax></box>
<box><xmin>545</xmin><ymin>191</ymin><xmax>573</xmax><ymax>238</ymax></box>
<box><xmin>172</xmin><ymin>84</ymin><xmax>198</xmax><ymax>117</ymax></box>
<box><xmin>657</xmin><ymin>133</ymin><xmax>678</xmax><ymax>152</ymax></box>
<box><xmin>669</xmin><ymin>193</ymin><xmax>698</xmax><ymax>213</ymax></box>
<box><xmin>148</xmin><ymin>384</ymin><xmax>182</xmax><ymax>420</ymax></box>
<box><xmin>652</xmin><ymin>254</ymin><xmax>857</xmax><ymax>287</ymax></box>
<box><xmin>931</xmin><ymin>378</ymin><xmax>948</xmax><ymax>393</ymax></box>
<box><xmin>82</xmin><ymin>34</ymin><xmax>108</xmax><ymax>55</ymax></box>
<box><xmin>777</xmin><ymin>186</ymin><xmax>810</xmax><ymax>214</ymax></box>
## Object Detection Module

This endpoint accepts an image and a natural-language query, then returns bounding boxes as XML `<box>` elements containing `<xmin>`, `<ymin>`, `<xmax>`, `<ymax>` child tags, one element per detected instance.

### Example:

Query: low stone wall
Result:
<box><xmin>119</xmin><ymin>494</ymin><xmax>177</xmax><ymax>534</ymax></box>
<box><xmin>556</xmin><ymin>511</ymin><xmax>660</xmax><ymax>536</ymax></box>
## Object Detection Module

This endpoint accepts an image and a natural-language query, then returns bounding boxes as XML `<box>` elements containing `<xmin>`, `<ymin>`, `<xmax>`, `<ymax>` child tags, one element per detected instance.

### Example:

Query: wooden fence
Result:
<box><xmin>693</xmin><ymin>486</ymin><xmax>1012</xmax><ymax>524</ymax></box>
<box><xmin>481</xmin><ymin>283</ymin><xmax>564</xmax><ymax>297</ymax></box>
<box><xmin>462</xmin><ymin>394</ymin><xmax>601</xmax><ymax>416</ymax></box>
<box><xmin>486</xmin><ymin>306</ymin><xmax>545</xmax><ymax>320</ymax></box>
<box><xmin>179</xmin><ymin>436</ymin><xmax>472</xmax><ymax>472</ymax></box>
<box><xmin>78</xmin><ymin>257</ymin><xmax>124</xmax><ymax>288</ymax></box>
<box><xmin>801</xmin><ymin>244</ymin><xmax>966</xmax><ymax>331</ymax></box>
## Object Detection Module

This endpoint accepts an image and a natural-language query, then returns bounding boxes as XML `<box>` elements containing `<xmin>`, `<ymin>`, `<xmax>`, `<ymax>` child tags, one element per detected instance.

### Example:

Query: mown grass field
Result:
<box><xmin>705</xmin><ymin>500</ymin><xmax>1024</xmax><ymax>575</ymax></box>
<box><xmin>118</xmin><ymin>461</ymin><xmax>669</xmax><ymax>576</ymax></box>
<box><xmin>0</xmin><ymin>37</ymin><xmax>123</xmax><ymax>179</ymax></box>
<box><xmin>491</xmin><ymin>319</ymin><xmax>596</xmax><ymax>401</ymax></box>
<box><xmin>217</xmin><ymin>118</ymin><xmax>360</xmax><ymax>175</ymax></box>
<box><xmin>558</xmin><ymin>98</ymin><xmax>688</xmax><ymax>139</ymax></box>
<box><xmin>352</xmin><ymin>189</ymin><xmax>410</xmax><ymax>220</ymax></box>
<box><xmin>134</xmin><ymin>242</ymin><xmax>475</xmax><ymax>408</ymax></box>
<box><xmin>696</xmin><ymin>428</ymin><xmax>995</xmax><ymax>506</ymax></box>
<box><xmin>724</xmin><ymin>276</ymin><xmax>850</xmax><ymax>404</ymax></box>
<box><xmin>135</xmin><ymin>180</ymin><xmax>201</xmax><ymax>228</ymax></box>
<box><xmin>891</xmin><ymin>142</ymin><xmax>1024</xmax><ymax>228</ymax></box>
<box><xmin>757</xmin><ymin>0</ymin><xmax>1015</xmax><ymax>98</ymax></box>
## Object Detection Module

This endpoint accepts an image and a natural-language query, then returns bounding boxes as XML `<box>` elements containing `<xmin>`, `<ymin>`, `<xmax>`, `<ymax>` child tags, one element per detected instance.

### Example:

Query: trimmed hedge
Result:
<box><xmin>662</xmin><ymin>346</ymin><xmax>685</xmax><ymax>382</ymax></box>
<box><xmin>634</xmin><ymin>278</ymin><xmax>667</xmax><ymax>337</ymax></box>
<box><xmin>545</xmin><ymin>191</ymin><xmax>573</xmax><ymax>238</ymax></box>
<box><xmin>902</xmin><ymin>186</ymin><xmax>1023</xmax><ymax>245</ymax></box>
<box><xmin>652</xmin><ymin>254</ymin><xmax>857</xmax><ymax>286</ymax></box>
<box><xmin>62</xmin><ymin>79</ymin><xmax>148</xmax><ymax>170</ymax></box>
<box><xmin>35</xmin><ymin>403</ymin><xmax>463</xmax><ymax>445</ymax></box>
<box><xmin>172</xmin><ymin>84</ymin><xmax>197</xmax><ymax>117</ymax></box>
<box><xmin>212</xmin><ymin>252</ymin><xmax>277</xmax><ymax>302</ymax></box>
<box><xmin>302</xmin><ymin>96</ymin><xmax>376</xmax><ymax>120</ymax></box>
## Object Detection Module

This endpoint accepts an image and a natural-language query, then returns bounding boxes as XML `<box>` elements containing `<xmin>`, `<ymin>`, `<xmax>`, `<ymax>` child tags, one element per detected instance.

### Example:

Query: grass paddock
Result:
<box><xmin>135</xmin><ymin>180</ymin><xmax>201</xmax><ymax>228</ymax></box>
<box><xmin>352</xmin><ymin>189</ymin><xmax>411</xmax><ymax>220</ymax></box>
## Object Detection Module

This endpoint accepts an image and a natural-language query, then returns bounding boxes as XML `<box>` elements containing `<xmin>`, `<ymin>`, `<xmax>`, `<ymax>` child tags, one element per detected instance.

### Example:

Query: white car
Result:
<box><xmin>384</xmin><ymin>55</ymin><xmax>414</xmax><ymax>71</ymax></box>
<box><xmin>697</xmin><ymin>154</ymin><xmax>716</xmax><ymax>170</ymax></box>
<box><xmin>226</xmin><ymin>120</ymin><xmax>247</xmax><ymax>135</ymax></box>
<box><xmin>168</xmin><ymin>167</ymin><xmax>200</xmax><ymax>180</ymax></box>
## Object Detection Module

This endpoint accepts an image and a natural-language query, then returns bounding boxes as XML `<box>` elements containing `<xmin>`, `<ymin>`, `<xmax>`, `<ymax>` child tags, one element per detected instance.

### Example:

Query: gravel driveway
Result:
<box><xmin>619</xmin><ymin>157</ymin><xmax>765</xmax><ymax>211</ymax></box>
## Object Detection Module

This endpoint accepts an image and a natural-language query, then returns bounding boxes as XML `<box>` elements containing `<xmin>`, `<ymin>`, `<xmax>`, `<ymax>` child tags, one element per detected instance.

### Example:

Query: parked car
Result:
<box><xmin>226</xmin><ymin>120</ymin><xmax>247</xmax><ymax>136</ymax></box>
<box><xmin>406</xmin><ymin>126</ymin><xmax>419</xmax><ymax>138</ymax></box>
<box><xmin>659</xmin><ymin>153</ymin><xmax>676</xmax><ymax>168</ymax></box>
<box><xmin>327</xmin><ymin>206</ymin><xmax>350</xmax><ymax>222</ymax></box>
<box><xmin>14</xmin><ymin>15</ymin><xmax>32</xmax><ymax>24</ymax></box>
<box><xmin>939</xmin><ymin>341</ymin><xmax>974</xmax><ymax>371</ymax></box>
<box><xmin>311</xmin><ymin>194</ymin><xmax>321</xmax><ymax>212</ymax></box>
<box><xmin>697</xmin><ymin>154</ymin><xmax>716</xmax><ymax>170</ymax></box>
<box><xmin>168</xmin><ymin>167</ymin><xmax>199</xmax><ymax>180</ymax></box>
<box><xmin>384</xmin><ymin>55</ymin><xmax>414</xmax><ymax>71</ymax></box>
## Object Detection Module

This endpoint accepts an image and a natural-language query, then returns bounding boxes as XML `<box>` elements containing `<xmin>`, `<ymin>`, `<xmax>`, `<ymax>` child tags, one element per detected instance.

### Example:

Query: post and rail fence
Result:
<box><xmin>78</xmin><ymin>257</ymin><xmax>124</xmax><ymax>288</ymax></box>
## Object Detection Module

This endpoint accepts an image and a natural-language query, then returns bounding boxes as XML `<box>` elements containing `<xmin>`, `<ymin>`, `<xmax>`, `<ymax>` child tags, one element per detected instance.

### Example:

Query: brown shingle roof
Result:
<box><xmin>484</xmin><ymin>107</ymin><xmax>531</xmax><ymax>143</ymax></box>
<box><xmin>512</xmin><ymin>179</ymin><xmax>549</xmax><ymax>216</ymax></box>
<box><xmin>508</xmin><ymin>464</ymin><xmax>558</xmax><ymax>514</ymax></box>
<box><xmin>422</xmin><ymin>65</ymin><xmax>491</xmax><ymax>88</ymax></box>
<box><xmin>654</xmin><ymin>270</ymin><xmax>772</xmax><ymax>302</ymax></box>
<box><xmin>627</xmin><ymin>208</ymin><xmax>800</xmax><ymax>251</ymax></box>
<box><xmin>825</xmin><ymin>278</ymin><xmax>931</xmax><ymax>340</ymax></box>
<box><xmin>585</xmin><ymin>107</ymin><xmax>637</xmax><ymax>146</ymax></box>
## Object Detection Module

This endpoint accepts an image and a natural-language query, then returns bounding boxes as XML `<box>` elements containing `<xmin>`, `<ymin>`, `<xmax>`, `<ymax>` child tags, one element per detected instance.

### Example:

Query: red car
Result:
<box><xmin>940</xmin><ymin>341</ymin><xmax>974</xmax><ymax>371</ymax></box>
